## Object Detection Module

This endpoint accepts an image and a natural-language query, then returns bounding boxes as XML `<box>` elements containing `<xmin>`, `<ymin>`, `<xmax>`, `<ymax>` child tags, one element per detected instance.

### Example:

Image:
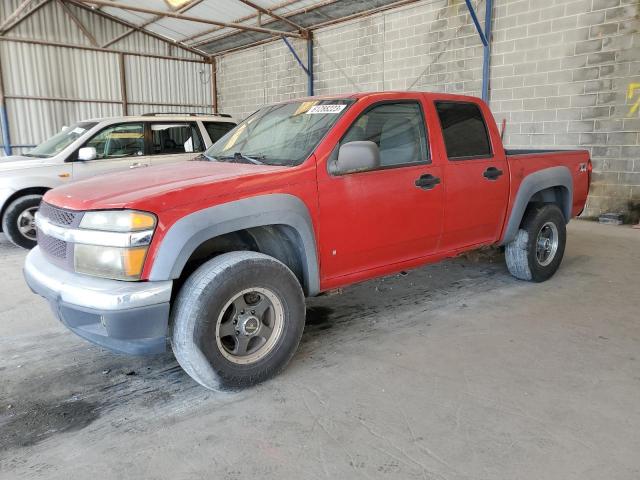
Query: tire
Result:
<box><xmin>171</xmin><ymin>251</ymin><xmax>306</xmax><ymax>390</ymax></box>
<box><xmin>505</xmin><ymin>204</ymin><xmax>566</xmax><ymax>282</ymax></box>
<box><xmin>2</xmin><ymin>194</ymin><xmax>43</xmax><ymax>249</ymax></box>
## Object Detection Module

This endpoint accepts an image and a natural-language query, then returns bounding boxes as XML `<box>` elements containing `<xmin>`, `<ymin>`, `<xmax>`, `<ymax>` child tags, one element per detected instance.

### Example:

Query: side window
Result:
<box><xmin>340</xmin><ymin>102</ymin><xmax>429</xmax><ymax>168</ymax></box>
<box><xmin>204</xmin><ymin>122</ymin><xmax>235</xmax><ymax>144</ymax></box>
<box><xmin>150</xmin><ymin>123</ymin><xmax>203</xmax><ymax>154</ymax></box>
<box><xmin>435</xmin><ymin>102</ymin><xmax>491</xmax><ymax>159</ymax></box>
<box><xmin>84</xmin><ymin>123</ymin><xmax>144</xmax><ymax>159</ymax></box>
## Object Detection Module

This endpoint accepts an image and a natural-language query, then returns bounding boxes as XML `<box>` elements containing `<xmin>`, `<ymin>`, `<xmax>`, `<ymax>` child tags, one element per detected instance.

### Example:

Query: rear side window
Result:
<box><xmin>204</xmin><ymin>122</ymin><xmax>235</xmax><ymax>144</ymax></box>
<box><xmin>340</xmin><ymin>102</ymin><xmax>429</xmax><ymax>168</ymax></box>
<box><xmin>150</xmin><ymin>123</ymin><xmax>203</xmax><ymax>154</ymax></box>
<box><xmin>435</xmin><ymin>102</ymin><xmax>491</xmax><ymax>159</ymax></box>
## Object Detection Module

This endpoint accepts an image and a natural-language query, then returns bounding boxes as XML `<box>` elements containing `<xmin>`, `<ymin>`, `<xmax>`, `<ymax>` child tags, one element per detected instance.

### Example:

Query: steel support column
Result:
<box><xmin>282</xmin><ymin>36</ymin><xmax>314</xmax><ymax>96</ymax></box>
<box><xmin>307</xmin><ymin>34</ymin><xmax>314</xmax><ymax>96</ymax></box>
<box><xmin>0</xmin><ymin>52</ymin><xmax>12</xmax><ymax>156</ymax></box>
<box><xmin>464</xmin><ymin>0</ymin><xmax>493</xmax><ymax>102</ymax></box>
<box><xmin>481</xmin><ymin>0</ymin><xmax>494</xmax><ymax>102</ymax></box>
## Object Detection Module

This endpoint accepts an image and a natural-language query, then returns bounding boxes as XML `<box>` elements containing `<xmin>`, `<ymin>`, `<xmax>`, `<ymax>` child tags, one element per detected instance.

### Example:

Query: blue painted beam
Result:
<box><xmin>307</xmin><ymin>36</ymin><xmax>314</xmax><ymax>96</ymax></box>
<box><xmin>464</xmin><ymin>0</ymin><xmax>488</xmax><ymax>47</ymax></box>
<box><xmin>481</xmin><ymin>0</ymin><xmax>494</xmax><ymax>102</ymax></box>
<box><xmin>282</xmin><ymin>36</ymin><xmax>314</xmax><ymax>96</ymax></box>
<box><xmin>282</xmin><ymin>37</ymin><xmax>309</xmax><ymax>76</ymax></box>
<box><xmin>0</xmin><ymin>105</ymin><xmax>11</xmax><ymax>156</ymax></box>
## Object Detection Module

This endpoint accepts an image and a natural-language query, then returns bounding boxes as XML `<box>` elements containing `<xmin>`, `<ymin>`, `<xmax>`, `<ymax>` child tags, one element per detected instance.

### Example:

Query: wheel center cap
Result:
<box><xmin>241</xmin><ymin>316</ymin><xmax>260</xmax><ymax>336</ymax></box>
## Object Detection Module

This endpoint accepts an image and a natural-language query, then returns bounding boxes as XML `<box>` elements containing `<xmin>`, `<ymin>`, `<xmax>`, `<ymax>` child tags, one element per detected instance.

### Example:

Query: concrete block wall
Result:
<box><xmin>491</xmin><ymin>0</ymin><xmax>640</xmax><ymax>216</ymax></box>
<box><xmin>217</xmin><ymin>0</ymin><xmax>640</xmax><ymax>217</ymax></box>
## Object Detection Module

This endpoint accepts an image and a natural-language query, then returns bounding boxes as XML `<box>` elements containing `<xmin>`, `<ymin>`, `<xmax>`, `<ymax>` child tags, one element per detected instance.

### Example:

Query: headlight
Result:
<box><xmin>80</xmin><ymin>210</ymin><xmax>156</xmax><ymax>232</ymax></box>
<box><xmin>74</xmin><ymin>210</ymin><xmax>156</xmax><ymax>281</ymax></box>
<box><xmin>75</xmin><ymin>244</ymin><xmax>149</xmax><ymax>281</ymax></box>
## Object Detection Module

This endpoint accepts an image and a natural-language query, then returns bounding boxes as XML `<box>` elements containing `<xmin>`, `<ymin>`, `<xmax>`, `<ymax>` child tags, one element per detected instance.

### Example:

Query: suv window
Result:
<box><xmin>150</xmin><ymin>123</ymin><xmax>203</xmax><ymax>154</ymax></box>
<box><xmin>435</xmin><ymin>102</ymin><xmax>491</xmax><ymax>159</ymax></box>
<box><xmin>340</xmin><ymin>102</ymin><xmax>429</xmax><ymax>168</ymax></box>
<box><xmin>204</xmin><ymin>122</ymin><xmax>235</xmax><ymax>144</ymax></box>
<box><xmin>85</xmin><ymin>123</ymin><xmax>144</xmax><ymax>159</ymax></box>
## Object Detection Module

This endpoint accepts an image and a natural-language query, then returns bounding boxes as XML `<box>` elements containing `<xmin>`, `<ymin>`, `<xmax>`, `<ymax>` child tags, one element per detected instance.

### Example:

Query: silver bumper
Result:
<box><xmin>24</xmin><ymin>247</ymin><xmax>173</xmax><ymax>355</ymax></box>
<box><xmin>24</xmin><ymin>247</ymin><xmax>172</xmax><ymax>310</ymax></box>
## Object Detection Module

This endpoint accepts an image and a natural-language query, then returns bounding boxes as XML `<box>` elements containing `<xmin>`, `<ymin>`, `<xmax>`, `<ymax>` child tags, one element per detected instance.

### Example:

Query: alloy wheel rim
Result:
<box><xmin>535</xmin><ymin>221</ymin><xmax>559</xmax><ymax>267</ymax></box>
<box><xmin>17</xmin><ymin>207</ymin><xmax>38</xmax><ymax>241</ymax></box>
<box><xmin>215</xmin><ymin>287</ymin><xmax>284</xmax><ymax>365</ymax></box>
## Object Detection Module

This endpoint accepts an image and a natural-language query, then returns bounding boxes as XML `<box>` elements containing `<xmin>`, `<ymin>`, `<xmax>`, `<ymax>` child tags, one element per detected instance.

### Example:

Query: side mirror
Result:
<box><xmin>78</xmin><ymin>147</ymin><xmax>97</xmax><ymax>161</ymax></box>
<box><xmin>332</xmin><ymin>141</ymin><xmax>380</xmax><ymax>175</ymax></box>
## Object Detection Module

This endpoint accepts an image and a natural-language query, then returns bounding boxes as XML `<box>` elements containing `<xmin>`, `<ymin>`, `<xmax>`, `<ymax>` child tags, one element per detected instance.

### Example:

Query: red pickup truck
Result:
<box><xmin>24</xmin><ymin>92</ymin><xmax>591</xmax><ymax>390</ymax></box>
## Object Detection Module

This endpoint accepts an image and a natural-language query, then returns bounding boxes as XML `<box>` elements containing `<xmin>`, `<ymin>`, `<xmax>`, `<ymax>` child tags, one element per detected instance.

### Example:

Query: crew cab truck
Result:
<box><xmin>0</xmin><ymin>113</ymin><xmax>235</xmax><ymax>249</ymax></box>
<box><xmin>24</xmin><ymin>92</ymin><xmax>591</xmax><ymax>391</ymax></box>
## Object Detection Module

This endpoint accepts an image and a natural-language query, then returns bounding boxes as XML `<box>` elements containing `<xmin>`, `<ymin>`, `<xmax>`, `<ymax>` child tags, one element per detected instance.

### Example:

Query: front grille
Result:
<box><xmin>38</xmin><ymin>202</ymin><xmax>81</xmax><ymax>227</ymax></box>
<box><xmin>36</xmin><ymin>203</ymin><xmax>80</xmax><ymax>270</ymax></box>
<box><xmin>38</xmin><ymin>231</ymin><xmax>68</xmax><ymax>260</ymax></box>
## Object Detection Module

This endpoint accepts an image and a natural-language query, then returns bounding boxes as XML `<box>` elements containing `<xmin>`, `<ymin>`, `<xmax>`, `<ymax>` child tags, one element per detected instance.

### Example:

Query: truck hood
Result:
<box><xmin>0</xmin><ymin>155</ymin><xmax>57</xmax><ymax>172</ymax></box>
<box><xmin>45</xmin><ymin>160</ymin><xmax>289</xmax><ymax>211</ymax></box>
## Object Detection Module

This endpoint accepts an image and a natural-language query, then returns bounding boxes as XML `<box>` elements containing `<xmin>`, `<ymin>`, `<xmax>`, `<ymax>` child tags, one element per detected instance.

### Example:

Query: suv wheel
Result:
<box><xmin>171</xmin><ymin>251</ymin><xmax>305</xmax><ymax>390</ymax></box>
<box><xmin>2</xmin><ymin>194</ymin><xmax>43</xmax><ymax>249</ymax></box>
<box><xmin>505</xmin><ymin>204</ymin><xmax>566</xmax><ymax>282</ymax></box>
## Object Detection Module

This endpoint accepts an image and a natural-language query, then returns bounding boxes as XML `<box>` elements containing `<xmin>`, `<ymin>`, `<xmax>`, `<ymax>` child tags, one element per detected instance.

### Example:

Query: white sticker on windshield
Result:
<box><xmin>306</xmin><ymin>104</ymin><xmax>346</xmax><ymax>114</ymax></box>
<box><xmin>72</xmin><ymin>127</ymin><xmax>86</xmax><ymax>134</ymax></box>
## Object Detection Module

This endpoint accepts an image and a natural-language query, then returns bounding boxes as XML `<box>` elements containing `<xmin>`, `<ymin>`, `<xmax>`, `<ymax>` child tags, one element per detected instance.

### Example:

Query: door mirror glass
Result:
<box><xmin>333</xmin><ymin>141</ymin><xmax>380</xmax><ymax>175</ymax></box>
<box><xmin>78</xmin><ymin>147</ymin><xmax>97</xmax><ymax>161</ymax></box>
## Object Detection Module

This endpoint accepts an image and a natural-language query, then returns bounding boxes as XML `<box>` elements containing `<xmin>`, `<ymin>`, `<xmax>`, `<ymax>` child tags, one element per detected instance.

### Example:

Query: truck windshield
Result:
<box><xmin>204</xmin><ymin>99</ymin><xmax>354</xmax><ymax>166</ymax></box>
<box><xmin>25</xmin><ymin>122</ymin><xmax>98</xmax><ymax>158</ymax></box>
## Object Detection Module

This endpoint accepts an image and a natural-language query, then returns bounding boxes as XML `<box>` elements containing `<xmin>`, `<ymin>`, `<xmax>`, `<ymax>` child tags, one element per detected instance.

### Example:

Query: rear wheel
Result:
<box><xmin>2</xmin><ymin>194</ymin><xmax>43</xmax><ymax>249</ymax></box>
<box><xmin>171</xmin><ymin>251</ymin><xmax>305</xmax><ymax>390</ymax></box>
<box><xmin>505</xmin><ymin>204</ymin><xmax>566</xmax><ymax>282</ymax></box>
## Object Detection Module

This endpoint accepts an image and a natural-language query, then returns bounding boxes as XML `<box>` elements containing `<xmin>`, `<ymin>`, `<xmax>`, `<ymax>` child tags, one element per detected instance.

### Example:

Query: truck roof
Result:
<box><xmin>287</xmin><ymin>91</ymin><xmax>485</xmax><ymax>104</ymax></box>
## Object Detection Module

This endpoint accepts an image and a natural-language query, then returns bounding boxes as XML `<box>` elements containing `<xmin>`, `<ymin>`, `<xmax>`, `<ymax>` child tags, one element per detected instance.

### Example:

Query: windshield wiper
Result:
<box><xmin>217</xmin><ymin>152</ymin><xmax>267</xmax><ymax>165</ymax></box>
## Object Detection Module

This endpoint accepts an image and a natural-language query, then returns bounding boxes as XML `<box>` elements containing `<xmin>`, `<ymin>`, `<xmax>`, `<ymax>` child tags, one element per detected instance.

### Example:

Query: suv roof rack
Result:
<box><xmin>141</xmin><ymin>112</ymin><xmax>233</xmax><ymax>118</ymax></box>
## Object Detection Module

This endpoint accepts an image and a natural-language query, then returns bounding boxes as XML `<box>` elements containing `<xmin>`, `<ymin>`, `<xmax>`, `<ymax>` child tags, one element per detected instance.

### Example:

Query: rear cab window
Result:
<box><xmin>435</xmin><ymin>101</ymin><xmax>492</xmax><ymax>160</ymax></box>
<box><xmin>204</xmin><ymin>122</ymin><xmax>235</xmax><ymax>144</ymax></box>
<box><xmin>148</xmin><ymin>122</ymin><xmax>204</xmax><ymax>154</ymax></box>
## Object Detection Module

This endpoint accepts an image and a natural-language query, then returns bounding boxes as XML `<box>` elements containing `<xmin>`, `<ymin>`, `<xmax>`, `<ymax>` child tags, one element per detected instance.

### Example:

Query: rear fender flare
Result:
<box><xmin>500</xmin><ymin>166</ymin><xmax>573</xmax><ymax>245</ymax></box>
<box><xmin>148</xmin><ymin>194</ymin><xmax>320</xmax><ymax>296</ymax></box>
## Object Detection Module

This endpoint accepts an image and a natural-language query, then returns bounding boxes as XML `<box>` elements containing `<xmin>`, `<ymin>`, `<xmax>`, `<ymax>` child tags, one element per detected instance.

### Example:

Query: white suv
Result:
<box><xmin>0</xmin><ymin>113</ymin><xmax>236</xmax><ymax>248</ymax></box>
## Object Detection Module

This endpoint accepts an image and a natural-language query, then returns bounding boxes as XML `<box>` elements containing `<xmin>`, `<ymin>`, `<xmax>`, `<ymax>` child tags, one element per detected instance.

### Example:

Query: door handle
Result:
<box><xmin>483</xmin><ymin>167</ymin><xmax>503</xmax><ymax>181</ymax></box>
<box><xmin>415</xmin><ymin>174</ymin><xmax>441</xmax><ymax>190</ymax></box>
<box><xmin>130</xmin><ymin>162</ymin><xmax>149</xmax><ymax>169</ymax></box>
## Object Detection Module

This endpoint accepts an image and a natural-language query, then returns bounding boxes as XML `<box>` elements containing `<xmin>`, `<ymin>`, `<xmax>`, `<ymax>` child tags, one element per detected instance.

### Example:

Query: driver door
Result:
<box><xmin>317</xmin><ymin>99</ymin><xmax>444</xmax><ymax>283</ymax></box>
<box><xmin>72</xmin><ymin>122</ymin><xmax>149</xmax><ymax>180</ymax></box>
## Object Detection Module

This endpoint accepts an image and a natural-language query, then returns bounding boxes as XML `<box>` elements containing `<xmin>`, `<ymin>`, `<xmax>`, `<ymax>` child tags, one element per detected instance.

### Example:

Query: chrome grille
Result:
<box><xmin>38</xmin><ymin>202</ymin><xmax>80</xmax><ymax>227</ymax></box>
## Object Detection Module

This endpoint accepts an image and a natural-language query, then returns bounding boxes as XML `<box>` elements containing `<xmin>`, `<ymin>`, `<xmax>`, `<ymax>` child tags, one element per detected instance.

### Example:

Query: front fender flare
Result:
<box><xmin>148</xmin><ymin>194</ymin><xmax>320</xmax><ymax>296</ymax></box>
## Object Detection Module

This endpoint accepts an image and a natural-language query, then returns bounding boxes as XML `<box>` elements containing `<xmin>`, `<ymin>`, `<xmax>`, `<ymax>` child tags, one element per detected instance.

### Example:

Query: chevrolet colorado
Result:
<box><xmin>24</xmin><ymin>92</ymin><xmax>591</xmax><ymax>390</ymax></box>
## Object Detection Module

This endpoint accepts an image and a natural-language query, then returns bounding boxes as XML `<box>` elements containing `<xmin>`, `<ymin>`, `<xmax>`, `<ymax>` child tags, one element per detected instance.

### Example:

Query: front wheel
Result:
<box><xmin>2</xmin><ymin>194</ymin><xmax>43</xmax><ymax>249</ymax></box>
<box><xmin>505</xmin><ymin>204</ymin><xmax>567</xmax><ymax>282</ymax></box>
<box><xmin>171</xmin><ymin>251</ymin><xmax>306</xmax><ymax>390</ymax></box>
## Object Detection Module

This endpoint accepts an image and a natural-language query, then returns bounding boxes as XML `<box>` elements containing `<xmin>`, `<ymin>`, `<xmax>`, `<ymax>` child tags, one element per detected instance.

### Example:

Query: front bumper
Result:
<box><xmin>24</xmin><ymin>247</ymin><xmax>172</xmax><ymax>355</ymax></box>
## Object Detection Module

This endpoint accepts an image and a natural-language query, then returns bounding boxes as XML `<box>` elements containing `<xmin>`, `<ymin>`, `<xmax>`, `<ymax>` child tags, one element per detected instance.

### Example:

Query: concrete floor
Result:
<box><xmin>0</xmin><ymin>220</ymin><xmax>638</xmax><ymax>479</ymax></box>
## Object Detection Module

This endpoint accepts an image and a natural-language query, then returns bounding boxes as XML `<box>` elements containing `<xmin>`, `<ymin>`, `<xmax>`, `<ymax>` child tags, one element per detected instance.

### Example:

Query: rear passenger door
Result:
<box><xmin>147</xmin><ymin>122</ymin><xmax>205</xmax><ymax>166</ymax></box>
<box><xmin>435</xmin><ymin>101</ymin><xmax>509</xmax><ymax>251</ymax></box>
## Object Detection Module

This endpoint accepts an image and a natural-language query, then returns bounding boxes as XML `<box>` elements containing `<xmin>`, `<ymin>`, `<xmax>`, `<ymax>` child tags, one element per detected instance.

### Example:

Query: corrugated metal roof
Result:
<box><xmin>77</xmin><ymin>0</ymin><xmax>404</xmax><ymax>55</ymax></box>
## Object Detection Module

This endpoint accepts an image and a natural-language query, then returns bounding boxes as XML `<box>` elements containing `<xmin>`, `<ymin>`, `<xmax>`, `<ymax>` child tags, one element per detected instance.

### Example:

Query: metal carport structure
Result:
<box><xmin>0</xmin><ymin>0</ymin><xmax>494</xmax><ymax>156</ymax></box>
